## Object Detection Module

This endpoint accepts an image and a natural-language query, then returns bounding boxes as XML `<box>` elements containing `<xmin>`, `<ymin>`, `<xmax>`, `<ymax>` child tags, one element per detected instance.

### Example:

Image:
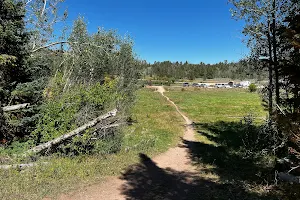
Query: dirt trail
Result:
<box><xmin>60</xmin><ymin>86</ymin><xmax>197</xmax><ymax>200</ymax></box>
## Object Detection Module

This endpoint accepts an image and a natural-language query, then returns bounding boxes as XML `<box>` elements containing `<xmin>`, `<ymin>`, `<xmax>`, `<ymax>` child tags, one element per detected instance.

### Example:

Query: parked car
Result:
<box><xmin>192</xmin><ymin>83</ymin><xmax>200</xmax><ymax>87</ymax></box>
<box><xmin>224</xmin><ymin>84</ymin><xmax>231</xmax><ymax>88</ymax></box>
<box><xmin>240</xmin><ymin>81</ymin><xmax>251</xmax><ymax>87</ymax></box>
<box><xmin>199</xmin><ymin>83</ymin><xmax>208</xmax><ymax>88</ymax></box>
<box><xmin>215</xmin><ymin>83</ymin><xmax>224</xmax><ymax>88</ymax></box>
<box><xmin>234</xmin><ymin>83</ymin><xmax>243</xmax><ymax>88</ymax></box>
<box><xmin>183</xmin><ymin>82</ymin><xmax>189</xmax><ymax>87</ymax></box>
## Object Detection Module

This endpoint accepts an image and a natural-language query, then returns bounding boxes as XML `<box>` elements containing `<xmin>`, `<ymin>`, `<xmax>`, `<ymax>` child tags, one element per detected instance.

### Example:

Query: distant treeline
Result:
<box><xmin>141</xmin><ymin>60</ymin><xmax>267</xmax><ymax>81</ymax></box>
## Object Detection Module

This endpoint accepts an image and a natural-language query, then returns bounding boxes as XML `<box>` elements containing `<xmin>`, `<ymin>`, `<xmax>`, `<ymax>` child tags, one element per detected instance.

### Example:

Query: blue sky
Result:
<box><xmin>65</xmin><ymin>0</ymin><xmax>248</xmax><ymax>64</ymax></box>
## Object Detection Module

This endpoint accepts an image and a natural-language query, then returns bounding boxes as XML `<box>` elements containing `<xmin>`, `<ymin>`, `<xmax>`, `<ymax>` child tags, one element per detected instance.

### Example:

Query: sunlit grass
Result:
<box><xmin>166</xmin><ymin>87</ymin><xmax>266</xmax><ymax>123</ymax></box>
<box><xmin>166</xmin><ymin>87</ymin><xmax>278</xmax><ymax>199</ymax></box>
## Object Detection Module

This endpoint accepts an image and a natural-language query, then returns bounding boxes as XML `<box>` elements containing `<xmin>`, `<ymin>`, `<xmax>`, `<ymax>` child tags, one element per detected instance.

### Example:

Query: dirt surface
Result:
<box><xmin>58</xmin><ymin>86</ymin><xmax>198</xmax><ymax>200</ymax></box>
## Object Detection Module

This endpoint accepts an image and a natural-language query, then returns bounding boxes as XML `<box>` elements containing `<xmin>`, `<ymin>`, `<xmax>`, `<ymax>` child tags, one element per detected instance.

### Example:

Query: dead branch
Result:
<box><xmin>41</xmin><ymin>0</ymin><xmax>47</xmax><ymax>17</ymax></box>
<box><xmin>31</xmin><ymin>41</ymin><xmax>69</xmax><ymax>53</ymax></box>
<box><xmin>27</xmin><ymin>109</ymin><xmax>118</xmax><ymax>154</ymax></box>
<box><xmin>31</xmin><ymin>41</ymin><xmax>109</xmax><ymax>54</ymax></box>
<box><xmin>0</xmin><ymin>162</ymin><xmax>48</xmax><ymax>170</ymax></box>
<box><xmin>2</xmin><ymin>103</ymin><xmax>30</xmax><ymax>112</ymax></box>
<box><xmin>288</xmin><ymin>165</ymin><xmax>300</xmax><ymax>174</ymax></box>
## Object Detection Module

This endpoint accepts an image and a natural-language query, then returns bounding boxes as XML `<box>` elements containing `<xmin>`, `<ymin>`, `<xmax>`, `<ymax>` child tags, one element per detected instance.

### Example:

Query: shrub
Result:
<box><xmin>248</xmin><ymin>83</ymin><xmax>257</xmax><ymax>92</ymax></box>
<box><xmin>30</xmin><ymin>76</ymin><xmax>121</xmax><ymax>155</ymax></box>
<box><xmin>240</xmin><ymin>115</ymin><xmax>285</xmax><ymax>159</ymax></box>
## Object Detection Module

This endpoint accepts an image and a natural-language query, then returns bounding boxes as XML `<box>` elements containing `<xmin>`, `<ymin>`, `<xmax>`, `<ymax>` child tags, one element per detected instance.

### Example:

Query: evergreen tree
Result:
<box><xmin>0</xmin><ymin>0</ymin><xmax>29</xmax><ymax>140</ymax></box>
<box><xmin>0</xmin><ymin>0</ymin><xmax>29</xmax><ymax>104</ymax></box>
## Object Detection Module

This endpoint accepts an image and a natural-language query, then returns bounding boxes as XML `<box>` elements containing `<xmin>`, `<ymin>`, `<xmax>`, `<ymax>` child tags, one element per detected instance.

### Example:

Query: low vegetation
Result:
<box><xmin>166</xmin><ymin>88</ymin><xmax>299</xmax><ymax>199</ymax></box>
<box><xmin>249</xmin><ymin>83</ymin><xmax>257</xmax><ymax>93</ymax></box>
<box><xmin>0</xmin><ymin>89</ymin><xmax>184</xmax><ymax>199</ymax></box>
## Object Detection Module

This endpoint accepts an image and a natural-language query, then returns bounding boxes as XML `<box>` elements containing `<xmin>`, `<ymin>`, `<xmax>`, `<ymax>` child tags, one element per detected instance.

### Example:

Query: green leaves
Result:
<box><xmin>32</xmin><ymin>78</ymin><xmax>119</xmax><ymax>145</ymax></box>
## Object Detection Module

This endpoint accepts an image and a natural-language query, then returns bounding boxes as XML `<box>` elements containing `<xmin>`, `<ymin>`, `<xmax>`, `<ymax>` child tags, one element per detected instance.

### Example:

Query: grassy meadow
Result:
<box><xmin>166</xmin><ymin>87</ymin><xmax>266</xmax><ymax>123</ymax></box>
<box><xmin>165</xmin><ymin>87</ymin><xmax>284</xmax><ymax>199</ymax></box>
<box><xmin>0</xmin><ymin>88</ymin><xmax>184</xmax><ymax>200</ymax></box>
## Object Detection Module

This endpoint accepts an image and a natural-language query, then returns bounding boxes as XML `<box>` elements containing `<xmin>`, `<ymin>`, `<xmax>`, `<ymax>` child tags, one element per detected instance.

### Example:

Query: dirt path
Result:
<box><xmin>60</xmin><ymin>86</ymin><xmax>197</xmax><ymax>200</ymax></box>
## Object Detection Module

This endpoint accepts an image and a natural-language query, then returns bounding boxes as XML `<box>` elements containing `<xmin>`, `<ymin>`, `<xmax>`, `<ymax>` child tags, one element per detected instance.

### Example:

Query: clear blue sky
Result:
<box><xmin>65</xmin><ymin>0</ymin><xmax>248</xmax><ymax>64</ymax></box>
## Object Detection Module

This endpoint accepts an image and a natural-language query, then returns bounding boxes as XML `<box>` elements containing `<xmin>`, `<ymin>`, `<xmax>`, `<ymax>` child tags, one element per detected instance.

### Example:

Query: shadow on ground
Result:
<box><xmin>188</xmin><ymin>121</ymin><xmax>274</xmax><ymax>183</ymax></box>
<box><xmin>120</xmin><ymin>150</ymin><xmax>280</xmax><ymax>200</ymax></box>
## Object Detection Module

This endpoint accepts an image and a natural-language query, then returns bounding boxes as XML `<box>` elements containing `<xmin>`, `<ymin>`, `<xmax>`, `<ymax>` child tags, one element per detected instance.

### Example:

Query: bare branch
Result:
<box><xmin>31</xmin><ymin>41</ymin><xmax>109</xmax><ymax>54</ymax></box>
<box><xmin>288</xmin><ymin>165</ymin><xmax>300</xmax><ymax>174</ymax></box>
<box><xmin>31</xmin><ymin>41</ymin><xmax>69</xmax><ymax>53</ymax></box>
<box><xmin>26</xmin><ymin>0</ymin><xmax>34</xmax><ymax>5</ymax></box>
<box><xmin>41</xmin><ymin>0</ymin><xmax>47</xmax><ymax>17</ymax></box>
<box><xmin>2</xmin><ymin>103</ymin><xmax>30</xmax><ymax>112</ymax></box>
<box><xmin>0</xmin><ymin>162</ymin><xmax>48</xmax><ymax>170</ymax></box>
<box><xmin>27</xmin><ymin>109</ymin><xmax>118</xmax><ymax>155</ymax></box>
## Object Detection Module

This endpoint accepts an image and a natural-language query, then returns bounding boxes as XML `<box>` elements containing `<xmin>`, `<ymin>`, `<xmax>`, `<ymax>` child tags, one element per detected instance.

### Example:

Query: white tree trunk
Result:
<box><xmin>0</xmin><ymin>162</ymin><xmax>48</xmax><ymax>170</ymax></box>
<box><xmin>2</xmin><ymin>103</ymin><xmax>30</xmax><ymax>112</ymax></box>
<box><xmin>27</xmin><ymin>109</ymin><xmax>118</xmax><ymax>154</ymax></box>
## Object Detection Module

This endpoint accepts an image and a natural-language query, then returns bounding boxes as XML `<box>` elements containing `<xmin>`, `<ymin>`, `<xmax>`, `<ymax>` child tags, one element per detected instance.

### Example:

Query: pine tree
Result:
<box><xmin>0</xmin><ymin>0</ymin><xmax>29</xmax><ymax>140</ymax></box>
<box><xmin>0</xmin><ymin>0</ymin><xmax>29</xmax><ymax>104</ymax></box>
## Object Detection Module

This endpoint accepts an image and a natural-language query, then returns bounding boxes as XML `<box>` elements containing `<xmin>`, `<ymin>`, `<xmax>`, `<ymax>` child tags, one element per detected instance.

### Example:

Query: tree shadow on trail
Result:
<box><xmin>120</xmin><ymin>153</ymin><xmax>279</xmax><ymax>200</ymax></box>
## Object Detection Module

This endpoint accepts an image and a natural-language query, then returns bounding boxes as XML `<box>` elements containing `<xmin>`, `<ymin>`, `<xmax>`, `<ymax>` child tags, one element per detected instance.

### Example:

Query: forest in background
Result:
<box><xmin>140</xmin><ymin>59</ymin><xmax>267</xmax><ymax>81</ymax></box>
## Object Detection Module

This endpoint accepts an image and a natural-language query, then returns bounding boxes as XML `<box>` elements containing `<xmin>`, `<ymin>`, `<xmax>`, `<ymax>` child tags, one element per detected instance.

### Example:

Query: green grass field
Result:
<box><xmin>166</xmin><ymin>87</ymin><xmax>266</xmax><ymax>123</ymax></box>
<box><xmin>165</xmin><ymin>88</ymin><xmax>283</xmax><ymax>199</ymax></box>
<box><xmin>0</xmin><ymin>88</ymin><xmax>184</xmax><ymax>200</ymax></box>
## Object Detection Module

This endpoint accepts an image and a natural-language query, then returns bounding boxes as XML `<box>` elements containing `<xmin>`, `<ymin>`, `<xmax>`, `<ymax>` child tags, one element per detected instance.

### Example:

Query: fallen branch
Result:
<box><xmin>2</xmin><ymin>103</ymin><xmax>30</xmax><ymax>112</ymax></box>
<box><xmin>97</xmin><ymin>123</ymin><xmax>124</xmax><ymax>131</ymax></box>
<box><xmin>0</xmin><ymin>162</ymin><xmax>48</xmax><ymax>170</ymax></box>
<box><xmin>27</xmin><ymin>109</ymin><xmax>118</xmax><ymax>155</ymax></box>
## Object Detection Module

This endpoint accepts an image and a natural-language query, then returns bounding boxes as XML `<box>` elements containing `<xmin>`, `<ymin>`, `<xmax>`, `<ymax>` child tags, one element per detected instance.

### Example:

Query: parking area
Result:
<box><xmin>180</xmin><ymin>81</ymin><xmax>251</xmax><ymax>88</ymax></box>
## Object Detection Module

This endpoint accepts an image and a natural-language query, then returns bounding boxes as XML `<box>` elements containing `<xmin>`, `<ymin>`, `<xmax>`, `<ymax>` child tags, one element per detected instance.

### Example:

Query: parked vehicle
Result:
<box><xmin>215</xmin><ymin>83</ymin><xmax>224</xmax><ymax>88</ymax></box>
<box><xmin>215</xmin><ymin>83</ymin><xmax>231</xmax><ymax>88</ymax></box>
<box><xmin>234</xmin><ymin>83</ymin><xmax>243</xmax><ymax>88</ymax></box>
<box><xmin>228</xmin><ymin>81</ymin><xmax>234</xmax><ymax>87</ymax></box>
<box><xmin>192</xmin><ymin>83</ymin><xmax>200</xmax><ymax>87</ymax></box>
<box><xmin>199</xmin><ymin>83</ymin><xmax>208</xmax><ymax>88</ymax></box>
<box><xmin>240</xmin><ymin>81</ymin><xmax>251</xmax><ymax>87</ymax></box>
<box><xmin>183</xmin><ymin>82</ymin><xmax>190</xmax><ymax>87</ymax></box>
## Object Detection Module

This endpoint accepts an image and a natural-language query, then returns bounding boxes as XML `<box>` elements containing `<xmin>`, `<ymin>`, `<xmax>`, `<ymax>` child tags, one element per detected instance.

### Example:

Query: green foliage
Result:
<box><xmin>32</xmin><ymin>76</ymin><xmax>119</xmax><ymax>145</ymax></box>
<box><xmin>0</xmin><ymin>0</ymin><xmax>30</xmax><ymax>140</ymax></box>
<box><xmin>0</xmin><ymin>140</ymin><xmax>32</xmax><ymax>156</ymax></box>
<box><xmin>0</xmin><ymin>107</ymin><xmax>6</xmax><ymax>140</ymax></box>
<box><xmin>248</xmin><ymin>83</ymin><xmax>257</xmax><ymax>92</ymax></box>
<box><xmin>0</xmin><ymin>0</ymin><xmax>29</xmax><ymax>102</ymax></box>
<box><xmin>12</xmin><ymin>78</ymin><xmax>48</xmax><ymax>104</ymax></box>
<box><xmin>141</xmin><ymin>60</ymin><xmax>266</xmax><ymax>81</ymax></box>
<box><xmin>0</xmin><ymin>89</ymin><xmax>184</xmax><ymax>199</ymax></box>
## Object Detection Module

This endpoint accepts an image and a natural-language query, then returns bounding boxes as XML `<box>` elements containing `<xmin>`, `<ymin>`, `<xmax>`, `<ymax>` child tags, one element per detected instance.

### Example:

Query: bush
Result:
<box><xmin>30</xmin><ymin>75</ymin><xmax>121</xmax><ymax>155</ymax></box>
<box><xmin>240</xmin><ymin>115</ymin><xmax>285</xmax><ymax>159</ymax></box>
<box><xmin>248</xmin><ymin>83</ymin><xmax>257</xmax><ymax>92</ymax></box>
